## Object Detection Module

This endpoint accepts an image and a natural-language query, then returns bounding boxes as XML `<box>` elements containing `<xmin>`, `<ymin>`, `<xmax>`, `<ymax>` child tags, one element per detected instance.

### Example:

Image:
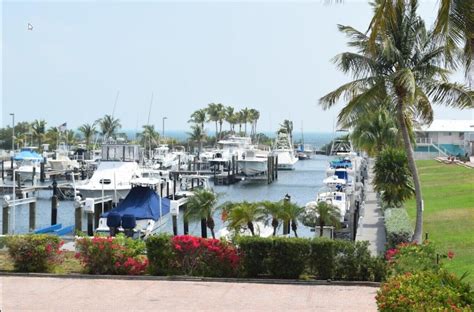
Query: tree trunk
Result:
<box><xmin>272</xmin><ymin>218</ymin><xmax>278</xmax><ymax>236</ymax></box>
<box><xmin>244</xmin><ymin>123</ymin><xmax>247</xmax><ymax>136</ymax></box>
<box><xmin>291</xmin><ymin>220</ymin><xmax>298</xmax><ymax>237</ymax></box>
<box><xmin>215</xmin><ymin>122</ymin><xmax>218</xmax><ymax>142</ymax></box>
<box><xmin>219</xmin><ymin>121</ymin><xmax>223</xmax><ymax>139</ymax></box>
<box><xmin>248</xmin><ymin>221</ymin><xmax>255</xmax><ymax>236</ymax></box>
<box><xmin>319</xmin><ymin>220</ymin><xmax>324</xmax><ymax>237</ymax></box>
<box><xmin>207</xmin><ymin>217</ymin><xmax>216</xmax><ymax>239</ymax></box>
<box><xmin>201</xmin><ymin>218</ymin><xmax>208</xmax><ymax>238</ymax></box>
<box><xmin>397</xmin><ymin>103</ymin><xmax>423</xmax><ymax>243</ymax></box>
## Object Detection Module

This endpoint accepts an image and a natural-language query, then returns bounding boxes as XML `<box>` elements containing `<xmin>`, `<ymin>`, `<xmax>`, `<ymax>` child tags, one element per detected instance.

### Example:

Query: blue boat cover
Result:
<box><xmin>14</xmin><ymin>149</ymin><xmax>44</xmax><ymax>161</ymax></box>
<box><xmin>101</xmin><ymin>186</ymin><xmax>170</xmax><ymax>221</ymax></box>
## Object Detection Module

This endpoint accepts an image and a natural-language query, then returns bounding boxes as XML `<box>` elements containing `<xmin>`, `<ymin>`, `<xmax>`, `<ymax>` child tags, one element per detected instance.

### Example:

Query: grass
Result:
<box><xmin>405</xmin><ymin>160</ymin><xmax>474</xmax><ymax>284</ymax></box>
<box><xmin>0</xmin><ymin>251</ymin><xmax>83</xmax><ymax>274</ymax></box>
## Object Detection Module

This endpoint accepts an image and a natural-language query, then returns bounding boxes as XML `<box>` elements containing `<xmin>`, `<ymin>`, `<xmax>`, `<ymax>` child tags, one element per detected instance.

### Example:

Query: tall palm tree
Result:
<box><xmin>98</xmin><ymin>114</ymin><xmax>121</xmax><ymax>141</ymax></box>
<box><xmin>30</xmin><ymin>119</ymin><xmax>47</xmax><ymax>149</ymax></box>
<box><xmin>280</xmin><ymin>201</ymin><xmax>304</xmax><ymax>237</ymax></box>
<box><xmin>65</xmin><ymin>130</ymin><xmax>77</xmax><ymax>147</ymax></box>
<box><xmin>349</xmin><ymin>106</ymin><xmax>401</xmax><ymax>157</ymax></box>
<box><xmin>319</xmin><ymin>1</ymin><xmax>473</xmax><ymax>242</ymax></box>
<box><xmin>215</xmin><ymin>103</ymin><xmax>226</xmax><ymax>139</ymax></box>
<box><xmin>78</xmin><ymin>122</ymin><xmax>97</xmax><ymax>149</ymax></box>
<box><xmin>236</xmin><ymin>111</ymin><xmax>244</xmax><ymax>134</ymax></box>
<box><xmin>189</xmin><ymin>109</ymin><xmax>207</xmax><ymax>129</ymax></box>
<box><xmin>240</xmin><ymin>108</ymin><xmax>251</xmax><ymax>136</ymax></box>
<box><xmin>248</xmin><ymin>109</ymin><xmax>260</xmax><ymax>137</ymax></box>
<box><xmin>139</xmin><ymin>125</ymin><xmax>160</xmax><ymax>150</ymax></box>
<box><xmin>280</xmin><ymin>120</ymin><xmax>294</xmax><ymax>143</ymax></box>
<box><xmin>302</xmin><ymin>201</ymin><xmax>341</xmax><ymax>237</ymax></box>
<box><xmin>225</xmin><ymin>106</ymin><xmax>235</xmax><ymax>132</ymax></box>
<box><xmin>184</xmin><ymin>189</ymin><xmax>218</xmax><ymax>238</ymax></box>
<box><xmin>206</xmin><ymin>103</ymin><xmax>220</xmax><ymax>141</ymax></box>
<box><xmin>188</xmin><ymin>124</ymin><xmax>206</xmax><ymax>155</ymax></box>
<box><xmin>222</xmin><ymin>201</ymin><xmax>265</xmax><ymax>236</ymax></box>
<box><xmin>260</xmin><ymin>200</ymin><xmax>283</xmax><ymax>236</ymax></box>
<box><xmin>45</xmin><ymin>127</ymin><xmax>60</xmax><ymax>150</ymax></box>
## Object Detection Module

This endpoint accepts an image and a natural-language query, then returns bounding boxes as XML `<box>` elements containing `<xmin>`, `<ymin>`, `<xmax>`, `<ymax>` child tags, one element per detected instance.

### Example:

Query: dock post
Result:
<box><xmin>32</xmin><ymin>166</ymin><xmax>36</xmax><ymax>186</ymax></box>
<box><xmin>10</xmin><ymin>157</ymin><xmax>13</xmax><ymax>181</ymax></box>
<box><xmin>1</xmin><ymin>160</ymin><xmax>4</xmax><ymax>181</ymax></box>
<box><xmin>172</xmin><ymin>215</ymin><xmax>178</xmax><ymax>236</ymax></box>
<box><xmin>160</xmin><ymin>182</ymin><xmax>164</xmax><ymax>197</ymax></box>
<box><xmin>29</xmin><ymin>201</ymin><xmax>36</xmax><ymax>231</ymax></box>
<box><xmin>178</xmin><ymin>155</ymin><xmax>181</xmax><ymax>172</ymax></box>
<box><xmin>182</xmin><ymin>205</ymin><xmax>189</xmax><ymax>234</ymax></box>
<box><xmin>2</xmin><ymin>203</ymin><xmax>9</xmax><ymax>234</ymax></box>
<box><xmin>94</xmin><ymin>203</ymin><xmax>101</xmax><ymax>230</ymax></box>
<box><xmin>87</xmin><ymin>213</ymin><xmax>94</xmax><ymax>236</ymax></box>
<box><xmin>201</xmin><ymin>219</ymin><xmax>207</xmax><ymax>238</ymax></box>
<box><xmin>75</xmin><ymin>204</ymin><xmax>82</xmax><ymax>233</ymax></box>
<box><xmin>166</xmin><ymin>181</ymin><xmax>170</xmax><ymax>197</ymax></box>
<box><xmin>51</xmin><ymin>179</ymin><xmax>58</xmax><ymax>225</ymax></box>
<box><xmin>275</xmin><ymin>156</ymin><xmax>278</xmax><ymax>179</ymax></box>
<box><xmin>40</xmin><ymin>161</ymin><xmax>45</xmax><ymax>183</ymax></box>
<box><xmin>267</xmin><ymin>156</ymin><xmax>271</xmax><ymax>184</ymax></box>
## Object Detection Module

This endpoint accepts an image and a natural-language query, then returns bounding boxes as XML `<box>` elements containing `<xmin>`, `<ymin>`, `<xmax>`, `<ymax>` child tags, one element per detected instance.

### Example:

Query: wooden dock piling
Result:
<box><xmin>2</xmin><ymin>204</ymin><xmax>8</xmax><ymax>234</ymax></box>
<box><xmin>29</xmin><ymin>201</ymin><xmax>36</xmax><ymax>231</ymax></box>
<box><xmin>51</xmin><ymin>180</ymin><xmax>58</xmax><ymax>225</ymax></box>
<box><xmin>75</xmin><ymin>205</ymin><xmax>82</xmax><ymax>233</ymax></box>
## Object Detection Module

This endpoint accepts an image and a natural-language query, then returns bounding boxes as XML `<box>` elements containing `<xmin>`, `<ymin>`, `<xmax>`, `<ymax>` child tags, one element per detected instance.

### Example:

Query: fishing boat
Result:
<box><xmin>305</xmin><ymin>188</ymin><xmax>349</xmax><ymax>223</ymax></box>
<box><xmin>48</xmin><ymin>144</ymin><xmax>80</xmax><ymax>171</ymax></box>
<box><xmin>210</xmin><ymin>135</ymin><xmax>252</xmax><ymax>163</ymax></box>
<box><xmin>237</xmin><ymin>149</ymin><xmax>269</xmax><ymax>176</ymax></box>
<box><xmin>272</xmin><ymin>132</ymin><xmax>298</xmax><ymax>170</ymax></box>
<box><xmin>14</xmin><ymin>147</ymin><xmax>44</xmax><ymax>181</ymax></box>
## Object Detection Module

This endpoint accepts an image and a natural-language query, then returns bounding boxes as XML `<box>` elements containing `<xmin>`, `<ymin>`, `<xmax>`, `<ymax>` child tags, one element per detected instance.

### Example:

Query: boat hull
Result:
<box><xmin>237</xmin><ymin>159</ymin><xmax>268</xmax><ymax>176</ymax></box>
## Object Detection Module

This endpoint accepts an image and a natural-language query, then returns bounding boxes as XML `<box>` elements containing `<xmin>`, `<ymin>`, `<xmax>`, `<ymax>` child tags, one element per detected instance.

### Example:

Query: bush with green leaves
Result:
<box><xmin>236</xmin><ymin>236</ymin><xmax>273</xmax><ymax>277</ymax></box>
<box><xmin>376</xmin><ymin>270</ymin><xmax>473</xmax><ymax>311</ymax></box>
<box><xmin>384</xmin><ymin>208</ymin><xmax>413</xmax><ymax>249</ymax></box>
<box><xmin>145</xmin><ymin>234</ymin><xmax>176</xmax><ymax>275</ymax></box>
<box><xmin>385</xmin><ymin>241</ymin><xmax>440</xmax><ymax>277</ymax></box>
<box><xmin>267</xmin><ymin>237</ymin><xmax>310</xmax><ymax>279</ymax></box>
<box><xmin>5</xmin><ymin>234</ymin><xmax>64</xmax><ymax>272</ymax></box>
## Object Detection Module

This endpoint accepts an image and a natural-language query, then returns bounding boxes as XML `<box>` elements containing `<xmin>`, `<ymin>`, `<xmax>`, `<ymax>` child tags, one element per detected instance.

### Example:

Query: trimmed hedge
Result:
<box><xmin>238</xmin><ymin>236</ymin><xmax>385</xmax><ymax>281</ymax></box>
<box><xmin>145</xmin><ymin>234</ymin><xmax>176</xmax><ymax>275</ymax></box>
<box><xmin>384</xmin><ymin>208</ymin><xmax>413</xmax><ymax>249</ymax></box>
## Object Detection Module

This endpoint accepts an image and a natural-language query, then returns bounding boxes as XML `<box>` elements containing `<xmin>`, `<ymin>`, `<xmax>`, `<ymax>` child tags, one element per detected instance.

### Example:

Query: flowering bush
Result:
<box><xmin>75</xmin><ymin>234</ymin><xmax>147</xmax><ymax>275</ymax></box>
<box><xmin>171</xmin><ymin>235</ymin><xmax>239</xmax><ymax>277</ymax></box>
<box><xmin>385</xmin><ymin>241</ymin><xmax>439</xmax><ymax>276</ymax></box>
<box><xmin>376</xmin><ymin>271</ymin><xmax>473</xmax><ymax>311</ymax></box>
<box><xmin>5</xmin><ymin>234</ymin><xmax>64</xmax><ymax>272</ymax></box>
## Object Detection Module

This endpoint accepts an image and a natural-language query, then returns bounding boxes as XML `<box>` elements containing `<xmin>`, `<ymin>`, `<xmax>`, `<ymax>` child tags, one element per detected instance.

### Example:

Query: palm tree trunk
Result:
<box><xmin>397</xmin><ymin>103</ymin><xmax>423</xmax><ymax>243</ymax></box>
<box><xmin>272</xmin><ymin>218</ymin><xmax>278</xmax><ymax>236</ymax></box>
<box><xmin>207</xmin><ymin>217</ymin><xmax>216</xmax><ymax>239</ymax></box>
<box><xmin>201</xmin><ymin>218</ymin><xmax>208</xmax><ymax>238</ymax></box>
<box><xmin>215</xmin><ymin>122</ymin><xmax>218</xmax><ymax>141</ymax></box>
<box><xmin>248</xmin><ymin>221</ymin><xmax>255</xmax><ymax>236</ymax></box>
<box><xmin>291</xmin><ymin>221</ymin><xmax>298</xmax><ymax>238</ymax></box>
<box><xmin>319</xmin><ymin>220</ymin><xmax>324</xmax><ymax>237</ymax></box>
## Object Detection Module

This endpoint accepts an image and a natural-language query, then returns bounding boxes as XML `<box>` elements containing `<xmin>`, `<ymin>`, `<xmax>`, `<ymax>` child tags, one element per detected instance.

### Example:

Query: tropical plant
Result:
<box><xmin>225</xmin><ymin>106</ymin><xmax>236</xmax><ymax>132</ymax></box>
<box><xmin>188</xmin><ymin>124</ymin><xmax>207</xmax><ymax>155</ymax></box>
<box><xmin>206</xmin><ymin>103</ymin><xmax>221</xmax><ymax>141</ymax></box>
<box><xmin>374</xmin><ymin>148</ymin><xmax>415</xmax><ymax>207</ymax></box>
<box><xmin>64</xmin><ymin>129</ymin><xmax>77</xmax><ymax>147</ymax></box>
<box><xmin>248</xmin><ymin>108</ymin><xmax>260</xmax><ymax>137</ymax></box>
<box><xmin>139</xmin><ymin>125</ymin><xmax>160</xmax><ymax>151</ymax></box>
<box><xmin>240</xmin><ymin>108</ymin><xmax>251</xmax><ymax>136</ymax></box>
<box><xmin>30</xmin><ymin>119</ymin><xmax>47</xmax><ymax>149</ymax></box>
<box><xmin>98</xmin><ymin>114</ymin><xmax>121</xmax><ymax>141</ymax></box>
<box><xmin>279</xmin><ymin>119</ymin><xmax>294</xmax><ymax>143</ymax></box>
<box><xmin>280</xmin><ymin>201</ymin><xmax>304</xmax><ymax>237</ymax></box>
<box><xmin>260</xmin><ymin>200</ymin><xmax>283</xmax><ymax>236</ymax></box>
<box><xmin>78</xmin><ymin>122</ymin><xmax>97</xmax><ymax>149</ymax></box>
<box><xmin>45</xmin><ymin>127</ymin><xmax>60</xmax><ymax>150</ymax></box>
<box><xmin>319</xmin><ymin>1</ymin><xmax>473</xmax><ymax>242</ymax></box>
<box><xmin>302</xmin><ymin>201</ymin><xmax>341</xmax><ymax>237</ymax></box>
<box><xmin>184</xmin><ymin>189</ymin><xmax>218</xmax><ymax>238</ymax></box>
<box><xmin>189</xmin><ymin>108</ymin><xmax>207</xmax><ymax>129</ymax></box>
<box><xmin>221</xmin><ymin>201</ymin><xmax>265</xmax><ymax>236</ymax></box>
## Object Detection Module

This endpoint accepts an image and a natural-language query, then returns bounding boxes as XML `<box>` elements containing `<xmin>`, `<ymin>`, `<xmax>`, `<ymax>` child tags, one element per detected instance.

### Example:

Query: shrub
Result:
<box><xmin>146</xmin><ymin>234</ymin><xmax>175</xmax><ymax>275</ymax></box>
<box><xmin>376</xmin><ymin>270</ymin><xmax>473</xmax><ymax>311</ymax></box>
<box><xmin>384</xmin><ymin>208</ymin><xmax>413</xmax><ymax>249</ymax></box>
<box><xmin>75</xmin><ymin>234</ymin><xmax>147</xmax><ymax>275</ymax></box>
<box><xmin>385</xmin><ymin>241</ymin><xmax>439</xmax><ymax>276</ymax></box>
<box><xmin>237</xmin><ymin>236</ymin><xmax>273</xmax><ymax>278</ymax></box>
<box><xmin>5</xmin><ymin>234</ymin><xmax>64</xmax><ymax>272</ymax></box>
<box><xmin>267</xmin><ymin>237</ymin><xmax>310</xmax><ymax>279</ymax></box>
<box><xmin>309</xmin><ymin>238</ymin><xmax>336</xmax><ymax>279</ymax></box>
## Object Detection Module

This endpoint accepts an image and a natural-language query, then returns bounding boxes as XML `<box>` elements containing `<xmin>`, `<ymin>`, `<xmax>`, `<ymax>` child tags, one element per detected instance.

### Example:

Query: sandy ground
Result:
<box><xmin>0</xmin><ymin>276</ymin><xmax>378</xmax><ymax>311</ymax></box>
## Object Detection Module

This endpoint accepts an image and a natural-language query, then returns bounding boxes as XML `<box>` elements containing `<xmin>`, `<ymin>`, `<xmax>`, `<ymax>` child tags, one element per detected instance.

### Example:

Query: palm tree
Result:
<box><xmin>45</xmin><ymin>127</ymin><xmax>60</xmax><ymax>150</ymax></box>
<box><xmin>97</xmin><ymin>114</ymin><xmax>121</xmax><ymax>141</ymax></box>
<box><xmin>349</xmin><ymin>107</ymin><xmax>401</xmax><ymax>157</ymax></box>
<box><xmin>65</xmin><ymin>130</ymin><xmax>77</xmax><ymax>147</ymax></box>
<box><xmin>215</xmin><ymin>104</ymin><xmax>226</xmax><ymax>139</ymax></box>
<box><xmin>139</xmin><ymin>125</ymin><xmax>160</xmax><ymax>150</ymax></box>
<box><xmin>248</xmin><ymin>109</ymin><xmax>260</xmax><ymax>137</ymax></box>
<box><xmin>280</xmin><ymin>120</ymin><xmax>294</xmax><ymax>143</ymax></box>
<box><xmin>319</xmin><ymin>2</ymin><xmax>473</xmax><ymax>242</ymax></box>
<box><xmin>188</xmin><ymin>124</ymin><xmax>206</xmax><ymax>155</ymax></box>
<box><xmin>225</xmin><ymin>106</ymin><xmax>235</xmax><ymax>132</ymax></box>
<box><xmin>302</xmin><ymin>201</ymin><xmax>341</xmax><ymax>237</ymax></box>
<box><xmin>236</xmin><ymin>111</ymin><xmax>244</xmax><ymax>134</ymax></box>
<box><xmin>30</xmin><ymin>119</ymin><xmax>47</xmax><ymax>149</ymax></box>
<box><xmin>280</xmin><ymin>201</ymin><xmax>304</xmax><ymax>237</ymax></box>
<box><xmin>240</xmin><ymin>108</ymin><xmax>251</xmax><ymax>136</ymax></box>
<box><xmin>206</xmin><ymin>103</ymin><xmax>220</xmax><ymax>141</ymax></box>
<box><xmin>222</xmin><ymin>201</ymin><xmax>265</xmax><ymax>236</ymax></box>
<box><xmin>260</xmin><ymin>200</ymin><xmax>283</xmax><ymax>236</ymax></box>
<box><xmin>184</xmin><ymin>189</ymin><xmax>218</xmax><ymax>238</ymax></box>
<box><xmin>78</xmin><ymin>122</ymin><xmax>97</xmax><ymax>149</ymax></box>
<box><xmin>189</xmin><ymin>109</ymin><xmax>207</xmax><ymax>129</ymax></box>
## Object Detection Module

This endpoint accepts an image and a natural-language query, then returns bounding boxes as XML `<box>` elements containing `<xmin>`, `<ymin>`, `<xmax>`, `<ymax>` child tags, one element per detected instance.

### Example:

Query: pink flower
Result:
<box><xmin>447</xmin><ymin>251</ymin><xmax>455</xmax><ymax>259</ymax></box>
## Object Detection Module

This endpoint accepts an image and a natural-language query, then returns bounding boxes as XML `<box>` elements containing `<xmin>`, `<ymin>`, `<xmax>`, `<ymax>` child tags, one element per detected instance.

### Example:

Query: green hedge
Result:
<box><xmin>384</xmin><ymin>208</ymin><xmax>413</xmax><ymax>249</ymax></box>
<box><xmin>238</xmin><ymin>236</ymin><xmax>385</xmax><ymax>281</ymax></box>
<box><xmin>145</xmin><ymin>234</ymin><xmax>176</xmax><ymax>275</ymax></box>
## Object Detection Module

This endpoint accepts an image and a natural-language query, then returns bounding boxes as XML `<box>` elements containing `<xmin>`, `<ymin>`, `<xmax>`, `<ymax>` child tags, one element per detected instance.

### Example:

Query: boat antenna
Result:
<box><xmin>301</xmin><ymin>120</ymin><xmax>304</xmax><ymax>145</ymax></box>
<box><xmin>112</xmin><ymin>90</ymin><xmax>120</xmax><ymax>118</ymax></box>
<box><xmin>147</xmin><ymin>92</ymin><xmax>154</xmax><ymax>125</ymax></box>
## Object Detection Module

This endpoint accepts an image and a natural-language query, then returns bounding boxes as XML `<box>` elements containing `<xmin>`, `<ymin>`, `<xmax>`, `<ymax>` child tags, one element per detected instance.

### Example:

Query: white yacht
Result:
<box><xmin>210</xmin><ymin>136</ymin><xmax>252</xmax><ymax>163</ymax></box>
<box><xmin>153</xmin><ymin>145</ymin><xmax>177</xmax><ymax>169</ymax></box>
<box><xmin>14</xmin><ymin>147</ymin><xmax>44</xmax><ymax>181</ymax></box>
<box><xmin>305</xmin><ymin>189</ymin><xmax>348</xmax><ymax>223</ymax></box>
<box><xmin>272</xmin><ymin>132</ymin><xmax>298</xmax><ymax>170</ymax></box>
<box><xmin>237</xmin><ymin>149</ymin><xmax>269</xmax><ymax>176</ymax></box>
<box><xmin>48</xmin><ymin>144</ymin><xmax>80</xmax><ymax>171</ymax></box>
<box><xmin>75</xmin><ymin>144</ymin><xmax>142</xmax><ymax>203</ymax></box>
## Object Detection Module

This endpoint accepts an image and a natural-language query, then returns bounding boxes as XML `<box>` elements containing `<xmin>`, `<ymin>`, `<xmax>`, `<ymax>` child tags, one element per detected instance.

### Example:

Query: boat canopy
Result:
<box><xmin>14</xmin><ymin>149</ymin><xmax>44</xmax><ymax>161</ymax></box>
<box><xmin>101</xmin><ymin>186</ymin><xmax>170</xmax><ymax>220</ymax></box>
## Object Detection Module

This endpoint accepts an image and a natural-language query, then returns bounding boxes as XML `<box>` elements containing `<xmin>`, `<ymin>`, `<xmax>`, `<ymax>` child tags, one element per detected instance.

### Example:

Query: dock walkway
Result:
<box><xmin>356</xmin><ymin>159</ymin><xmax>386</xmax><ymax>256</ymax></box>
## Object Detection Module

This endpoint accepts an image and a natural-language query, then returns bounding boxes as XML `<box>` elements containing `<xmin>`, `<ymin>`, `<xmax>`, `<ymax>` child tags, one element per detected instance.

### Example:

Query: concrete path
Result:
<box><xmin>356</xmin><ymin>160</ymin><xmax>386</xmax><ymax>256</ymax></box>
<box><xmin>0</xmin><ymin>276</ymin><xmax>378</xmax><ymax>311</ymax></box>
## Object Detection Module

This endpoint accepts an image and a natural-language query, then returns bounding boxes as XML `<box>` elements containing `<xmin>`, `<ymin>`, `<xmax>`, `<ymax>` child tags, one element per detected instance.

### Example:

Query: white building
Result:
<box><xmin>415</xmin><ymin>119</ymin><xmax>474</xmax><ymax>158</ymax></box>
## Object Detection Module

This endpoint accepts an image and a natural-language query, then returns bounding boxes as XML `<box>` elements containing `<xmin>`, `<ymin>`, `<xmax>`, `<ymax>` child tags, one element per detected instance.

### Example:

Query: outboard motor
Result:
<box><xmin>122</xmin><ymin>214</ymin><xmax>137</xmax><ymax>238</ymax></box>
<box><xmin>106</xmin><ymin>212</ymin><xmax>121</xmax><ymax>237</ymax></box>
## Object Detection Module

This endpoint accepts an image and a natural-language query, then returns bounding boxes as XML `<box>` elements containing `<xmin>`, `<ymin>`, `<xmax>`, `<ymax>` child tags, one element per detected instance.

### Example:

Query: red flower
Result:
<box><xmin>447</xmin><ymin>250</ymin><xmax>455</xmax><ymax>259</ymax></box>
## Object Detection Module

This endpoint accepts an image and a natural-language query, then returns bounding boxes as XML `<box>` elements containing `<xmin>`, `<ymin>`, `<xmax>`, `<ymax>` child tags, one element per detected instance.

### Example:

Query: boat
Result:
<box><xmin>305</xmin><ymin>188</ymin><xmax>349</xmax><ymax>224</ymax></box>
<box><xmin>210</xmin><ymin>135</ymin><xmax>252</xmax><ymax>163</ymax></box>
<box><xmin>14</xmin><ymin>147</ymin><xmax>44</xmax><ymax>181</ymax></box>
<box><xmin>323</xmin><ymin>168</ymin><xmax>351</xmax><ymax>189</ymax></box>
<box><xmin>296</xmin><ymin>144</ymin><xmax>313</xmax><ymax>160</ymax></box>
<box><xmin>272</xmin><ymin>132</ymin><xmax>298</xmax><ymax>170</ymax></box>
<box><xmin>237</xmin><ymin>149</ymin><xmax>269</xmax><ymax>176</ymax></box>
<box><xmin>75</xmin><ymin>144</ymin><xmax>142</xmax><ymax>203</ymax></box>
<box><xmin>96</xmin><ymin>182</ymin><xmax>170</xmax><ymax>238</ymax></box>
<box><xmin>153</xmin><ymin>145</ymin><xmax>177</xmax><ymax>169</ymax></box>
<box><xmin>48</xmin><ymin>144</ymin><xmax>80</xmax><ymax>171</ymax></box>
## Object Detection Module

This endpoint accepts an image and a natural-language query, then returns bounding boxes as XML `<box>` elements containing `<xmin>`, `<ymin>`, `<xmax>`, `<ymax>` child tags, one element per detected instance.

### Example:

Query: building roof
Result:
<box><xmin>418</xmin><ymin>119</ymin><xmax>474</xmax><ymax>132</ymax></box>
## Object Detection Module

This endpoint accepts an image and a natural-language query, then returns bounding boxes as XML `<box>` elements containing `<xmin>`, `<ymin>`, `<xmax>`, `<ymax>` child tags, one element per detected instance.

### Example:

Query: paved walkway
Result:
<box><xmin>356</xmin><ymin>160</ymin><xmax>386</xmax><ymax>256</ymax></box>
<box><xmin>0</xmin><ymin>276</ymin><xmax>378</xmax><ymax>311</ymax></box>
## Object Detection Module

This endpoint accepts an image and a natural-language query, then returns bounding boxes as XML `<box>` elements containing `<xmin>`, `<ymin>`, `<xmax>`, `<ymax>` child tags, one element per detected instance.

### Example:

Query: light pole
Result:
<box><xmin>10</xmin><ymin>113</ymin><xmax>15</xmax><ymax>234</ymax></box>
<box><xmin>162</xmin><ymin>117</ymin><xmax>167</xmax><ymax>144</ymax></box>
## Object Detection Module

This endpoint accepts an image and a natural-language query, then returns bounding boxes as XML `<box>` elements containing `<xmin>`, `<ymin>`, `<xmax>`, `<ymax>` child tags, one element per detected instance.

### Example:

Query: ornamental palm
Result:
<box><xmin>30</xmin><ymin>119</ymin><xmax>47</xmax><ymax>149</ymax></box>
<box><xmin>206</xmin><ymin>103</ymin><xmax>220</xmax><ymax>140</ymax></box>
<box><xmin>279</xmin><ymin>201</ymin><xmax>304</xmax><ymax>237</ymax></box>
<box><xmin>78</xmin><ymin>122</ymin><xmax>97</xmax><ymax>149</ymax></box>
<box><xmin>184</xmin><ymin>189</ymin><xmax>218</xmax><ymax>238</ymax></box>
<box><xmin>222</xmin><ymin>201</ymin><xmax>265</xmax><ymax>236</ymax></box>
<box><xmin>320</xmin><ymin>1</ymin><xmax>473</xmax><ymax>242</ymax></box>
<box><xmin>98</xmin><ymin>114</ymin><xmax>121</xmax><ymax>141</ymax></box>
<box><xmin>260</xmin><ymin>200</ymin><xmax>283</xmax><ymax>236</ymax></box>
<box><xmin>302</xmin><ymin>201</ymin><xmax>341</xmax><ymax>238</ymax></box>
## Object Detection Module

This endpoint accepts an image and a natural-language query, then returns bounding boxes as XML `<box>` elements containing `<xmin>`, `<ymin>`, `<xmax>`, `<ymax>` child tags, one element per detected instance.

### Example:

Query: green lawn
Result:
<box><xmin>405</xmin><ymin>160</ymin><xmax>474</xmax><ymax>284</ymax></box>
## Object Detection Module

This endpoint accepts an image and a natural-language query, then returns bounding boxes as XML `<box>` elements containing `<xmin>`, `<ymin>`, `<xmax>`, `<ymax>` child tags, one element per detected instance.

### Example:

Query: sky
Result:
<box><xmin>1</xmin><ymin>0</ymin><xmax>473</xmax><ymax>132</ymax></box>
